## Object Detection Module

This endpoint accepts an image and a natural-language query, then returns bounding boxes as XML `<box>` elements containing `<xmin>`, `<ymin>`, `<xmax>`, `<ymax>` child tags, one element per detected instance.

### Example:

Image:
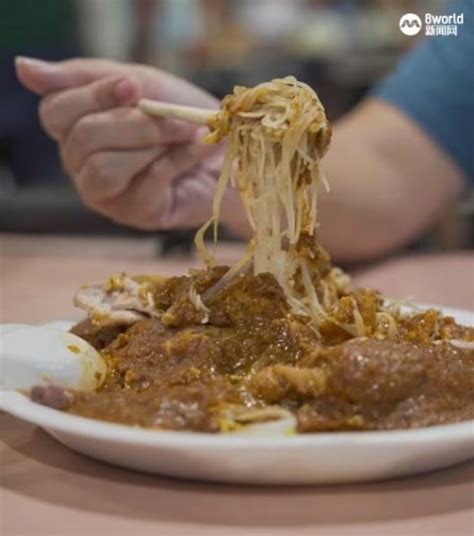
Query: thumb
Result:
<box><xmin>15</xmin><ymin>56</ymin><xmax>126</xmax><ymax>96</ymax></box>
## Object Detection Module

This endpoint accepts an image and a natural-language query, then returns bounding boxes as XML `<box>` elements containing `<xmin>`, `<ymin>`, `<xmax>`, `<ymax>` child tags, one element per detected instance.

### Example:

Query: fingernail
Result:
<box><xmin>113</xmin><ymin>78</ymin><xmax>137</xmax><ymax>103</ymax></box>
<box><xmin>15</xmin><ymin>56</ymin><xmax>55</xmax><ymax>71</ymax></box>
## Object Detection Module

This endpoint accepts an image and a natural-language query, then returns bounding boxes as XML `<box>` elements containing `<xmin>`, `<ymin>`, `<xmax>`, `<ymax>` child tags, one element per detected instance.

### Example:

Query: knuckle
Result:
<box><xmin>75</xmin><ymin>155</ymin><xmax>111</xmax><ymax>205</ymax></box>
<box><xmin>94</xmin><ymin>85</ymin><xmax>115</xmax><ymax>111</ymax></box>
<box><xmin>83</xmin><ymin>153</ymin><xmax>111</xmax><ymax>185</ymax></box>
<box><xmin>67</xmin><ymin>115</ymin><xmax>95</xmax><ymax>149</ymax></box>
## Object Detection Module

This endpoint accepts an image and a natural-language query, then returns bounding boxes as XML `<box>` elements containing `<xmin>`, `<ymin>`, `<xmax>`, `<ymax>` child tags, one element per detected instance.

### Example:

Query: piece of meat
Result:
<box><xmin>206</xmin><ymin>271</ymin><xmax>290</xmax><ymax>327</ymax></box>
<box><xmin>30</xmin><ymin>384</ymin><xmax>74</xmax><ymax>410</ymax></box>
<box><xmin>297</xmin><ymin>398</ymin><xmax>366</xmax><ymax>431</ymax></box>
<box><xmin>74</xmin><ymin>273</ymin><xmax>161</xmax><ymax>326</ymax></box>
<box><xmin>160</xmin><ymin>268</ymin><xmax>289</xmax><ymax>329</ymax></box>
<box><xmin>98</xmin><ymin>318</ymin><xmax>225</xmax><ymax>391</ymax></box>
<box><xmin>248</xmin><ymin>365</ymin><xmax>327</xmax><ymax>403</ymax></box>
<box><xmin>319</xmin><ymin>339</ymin><xmax>429</xmax><ymax>406</ymax></box>
<box><xmin>69</xmin><ymin>379</ymin><xmax>243</xmax><ymax>432</ymax></box>
<box><xmin>399</xmin><ymin>310</ymin><xmax>474</xmax><ymax>344</ymax></box>
<box><xmin>297</xmin><ymin>339</ymin><xmax>474</xmax><ymax>432</ymax></box>
<box><xmin>152</xmin><ymin>380</ymin><xmax>245</xmax><ymax>431</ymax></box>
<box><xmin>157</xmin><ymin>266</ymin><xmax>228</xmax><ymax>327</ymax></box>
<box><xmin>70</xmin><ymin>318</ymin><xmax>127</xmax><ymax>350</ymax></box>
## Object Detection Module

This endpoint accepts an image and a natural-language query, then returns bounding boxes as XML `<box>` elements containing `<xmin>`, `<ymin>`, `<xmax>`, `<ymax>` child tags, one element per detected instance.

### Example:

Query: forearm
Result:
<box><xmin>318</xmin><ymin>99</ymin><xmax>465</xmax><ymax>262</ymax></box>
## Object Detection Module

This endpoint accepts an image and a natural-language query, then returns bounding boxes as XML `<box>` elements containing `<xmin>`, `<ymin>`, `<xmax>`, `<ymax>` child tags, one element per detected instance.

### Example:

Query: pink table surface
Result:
<box><xmin>1</xmin><ymin>234</ymin><xmax>473</xmax><ymax>536</ymax></box>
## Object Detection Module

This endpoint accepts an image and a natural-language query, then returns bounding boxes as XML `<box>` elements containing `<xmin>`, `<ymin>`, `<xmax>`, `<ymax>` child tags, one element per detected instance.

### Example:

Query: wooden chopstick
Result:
<box><xmin>138</xmin><ymin>99</ymin><xmax>217</xmax><ymax>126</ymax></box>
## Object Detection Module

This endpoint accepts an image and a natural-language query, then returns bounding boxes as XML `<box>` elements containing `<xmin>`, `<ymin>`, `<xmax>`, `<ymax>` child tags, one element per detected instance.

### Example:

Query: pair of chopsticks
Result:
<box><xmin>138</xmin><ymin>99</ymin><xmax>217</xmax><ymax>126</ymax></box>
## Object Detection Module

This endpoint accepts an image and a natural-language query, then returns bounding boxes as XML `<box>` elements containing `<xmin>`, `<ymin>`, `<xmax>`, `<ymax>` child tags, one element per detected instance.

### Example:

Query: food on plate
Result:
<box><xmin>30</xmin><ymin>77</ymin><xmax>474</xmax><ymax>433</ymax></box>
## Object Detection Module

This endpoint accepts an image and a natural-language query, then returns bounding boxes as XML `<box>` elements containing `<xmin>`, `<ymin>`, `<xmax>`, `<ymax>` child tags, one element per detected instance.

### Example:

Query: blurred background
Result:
<box><xmin>0</xmin><ymin>0</ymin><xmax>471</xmax><ymax>259</ymax></box>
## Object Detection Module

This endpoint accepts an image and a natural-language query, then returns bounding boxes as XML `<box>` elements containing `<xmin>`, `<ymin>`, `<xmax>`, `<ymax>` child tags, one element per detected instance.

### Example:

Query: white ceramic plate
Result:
<box><xmin>1</xmin><ymin>306</ymin><xmax>473</xmax><ymax>485</ymax></box>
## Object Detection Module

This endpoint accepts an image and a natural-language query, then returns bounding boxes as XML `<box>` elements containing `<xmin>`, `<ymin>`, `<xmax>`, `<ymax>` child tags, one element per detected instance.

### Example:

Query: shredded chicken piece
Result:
<box><xmin>74</xmin><ymin>273</ymin><xmax>158</xmax><ymax>326</ymax></box>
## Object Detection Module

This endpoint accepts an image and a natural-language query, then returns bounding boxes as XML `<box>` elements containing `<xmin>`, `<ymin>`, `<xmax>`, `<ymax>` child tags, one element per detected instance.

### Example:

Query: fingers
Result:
<box><xmin>74</xmin><ymin>131</ymin><xmax>219</xmax><ymax>229</ymax></box>
<box><xmin>74</xmin><ymin>147</ymin><xmax>165</xmax><ymax>203</ymax></box>
<box><xmin>15</xmin><ymin>56</ymin><xmax>126</xmax><ymax>95</ymax></box>
<box><xmin>95</xmin><ymin>164</ymin><xmax>175</xmax><ymax>230</ymax></box>
<box><xmin>61</xmin><ymin>107</ymin><xmax>197</xmax><ymax>174</ymax></box>
<box><xmin>166</xmin><ymin>168</ymin><xmax>218</xmax><ymax>227</ymax></box>
<box><xmin>92</xmin><ymin>160</ymin><xmax>189</xmax><ymax>230</ymax></box>
<box><xmin>16</xmin><ymin>56</ymin><xmax>220</xmax><ymax>110</ymax></box>
<box><xmin>110</xmin><ymin>155</ymin><xmax>218</xmax><ymax>230</ymax></box>
<box><xmin>39</xmin><ymin>76</ymin><xmax>139</xmax><ymax>141</ymax></box>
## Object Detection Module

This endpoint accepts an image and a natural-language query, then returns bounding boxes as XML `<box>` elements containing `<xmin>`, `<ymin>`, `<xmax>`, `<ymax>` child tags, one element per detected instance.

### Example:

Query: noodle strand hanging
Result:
<box><xmin>195</xmin><ymin>76</ymin><xmax>334</xmax><ymax>325</ymax></box>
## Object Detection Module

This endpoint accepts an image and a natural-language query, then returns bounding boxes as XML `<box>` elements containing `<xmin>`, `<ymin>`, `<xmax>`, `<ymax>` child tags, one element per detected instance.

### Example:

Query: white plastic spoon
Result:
<box><xmin>0</xmin><ymin>325</ymin><xmax>106</xmax><ymax>391</ymax></box>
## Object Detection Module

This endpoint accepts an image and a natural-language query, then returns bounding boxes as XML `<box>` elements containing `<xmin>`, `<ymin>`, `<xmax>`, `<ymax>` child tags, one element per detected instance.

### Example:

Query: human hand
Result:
<box><xmin>16</xmin><ymin>57</ymin><xmax>242</xmax><ymax>230</ymax></box>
